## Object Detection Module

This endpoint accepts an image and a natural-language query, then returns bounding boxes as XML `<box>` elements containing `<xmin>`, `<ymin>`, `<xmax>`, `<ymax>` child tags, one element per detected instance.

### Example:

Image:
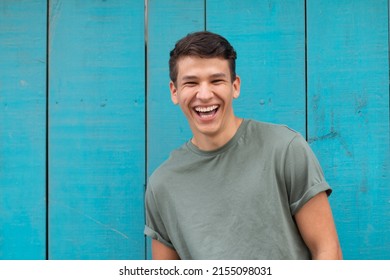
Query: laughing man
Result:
<box><xmin>144</xmin><ymin>31</ymin><xmax>342</xmax><ymax>260</ymax></box>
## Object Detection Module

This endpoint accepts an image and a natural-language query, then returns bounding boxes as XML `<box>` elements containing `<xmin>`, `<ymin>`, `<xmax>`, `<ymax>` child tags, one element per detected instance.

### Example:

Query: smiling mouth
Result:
<box><xmin>194</xmin><ymin>105</ymin><xmax>219</xmax><ymax>119</ymax></box>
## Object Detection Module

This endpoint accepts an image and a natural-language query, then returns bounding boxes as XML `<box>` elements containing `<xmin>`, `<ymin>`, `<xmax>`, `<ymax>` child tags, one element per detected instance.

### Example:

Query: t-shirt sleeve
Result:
<box><xmin>144</xmin><ymin>184</ymin><xmax>174</xmax><ymax>249</ymax></box>
<box><xmin>284</xmin><ymin>134</ymin><xmax>331</xmax><ymax>215</ymax></box>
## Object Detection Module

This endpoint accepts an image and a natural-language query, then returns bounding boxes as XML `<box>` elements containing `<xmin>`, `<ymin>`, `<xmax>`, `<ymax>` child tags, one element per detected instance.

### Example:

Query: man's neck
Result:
<box><xmin>191</xmin><ymin>117</ymin><xmax>243</xmax><ymax>151</ymax></box>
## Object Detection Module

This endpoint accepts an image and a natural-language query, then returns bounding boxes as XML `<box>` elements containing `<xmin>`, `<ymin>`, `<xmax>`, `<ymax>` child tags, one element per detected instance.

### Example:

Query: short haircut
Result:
<box><xmin>169</xmin><ymin>31</ymin><xmax>237</xmax><ymax>84</ymax></box>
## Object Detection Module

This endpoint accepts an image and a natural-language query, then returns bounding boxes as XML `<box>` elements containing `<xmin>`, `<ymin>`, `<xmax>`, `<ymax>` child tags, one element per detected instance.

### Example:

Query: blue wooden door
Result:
<box><xmin>1</xmin><ymin>0</ymin><xmax>389</xmax><ymax>260</ymax></box>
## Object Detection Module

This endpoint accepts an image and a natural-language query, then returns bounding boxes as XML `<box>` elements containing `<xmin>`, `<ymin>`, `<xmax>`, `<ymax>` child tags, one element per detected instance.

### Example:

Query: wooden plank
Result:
<box><xmin>0</xmin><ymin>0</ymin><xmax>47</xmax><ymax>259</ymax></box>
<box><xmin>146</xmin><ymin>0</ymin><xmax>205</xmax><ymax>258</ymax></box>
<box><xmin>307</xmin><ymin>0</ymin><xmax>390</xmax><ymax>259</ymax></box>
<box><xmin>49</xmin><ymin>0</ymin><xmax>145</xmax><ymax>259</ymax></box>
<box><xmin>147</xmin><ymin>0</ymin><xmax>205</xmax><ymax>173</ymax></box>
<box><xmin>206</xmin><ymin>0</ymin><xmax>306</xmax><ymax>135</ymax></box>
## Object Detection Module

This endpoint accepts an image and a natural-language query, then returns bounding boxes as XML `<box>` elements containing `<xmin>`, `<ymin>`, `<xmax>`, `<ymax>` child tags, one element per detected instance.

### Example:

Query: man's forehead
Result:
<box><xmin>176</xmin><ymin>57</ymin><xmax>230</xmax><ymax>79</ymax></box>
<box><xmin>177</xmin><ymin>55</ymin><xmax>227</xmax><ymax>64</ymax></box>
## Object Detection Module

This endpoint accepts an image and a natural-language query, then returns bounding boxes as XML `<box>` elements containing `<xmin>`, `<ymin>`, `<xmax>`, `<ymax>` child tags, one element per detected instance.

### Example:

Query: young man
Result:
<box><xmin>144</xmin><ymin>31</ymin><xmax>342</xmax><ymax>260</ymax></box>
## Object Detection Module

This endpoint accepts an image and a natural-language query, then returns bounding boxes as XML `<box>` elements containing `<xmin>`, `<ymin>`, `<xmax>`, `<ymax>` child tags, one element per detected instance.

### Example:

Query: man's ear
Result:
<box><xmin>233</xmin><ymin>75</ymin><xmax>241</xmax><ymax>99</ymax></box>
<box><xmin>170</xmin><ymin>81</ymin><xmax>179</xmax><ymax>105</ymax></box>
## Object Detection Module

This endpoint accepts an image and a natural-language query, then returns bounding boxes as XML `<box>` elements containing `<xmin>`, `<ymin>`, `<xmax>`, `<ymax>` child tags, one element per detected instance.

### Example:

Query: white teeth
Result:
<box><xmin>194</xmin><ymin>105</ymin><xmax>219</xmax><ymax>113</ymax></box>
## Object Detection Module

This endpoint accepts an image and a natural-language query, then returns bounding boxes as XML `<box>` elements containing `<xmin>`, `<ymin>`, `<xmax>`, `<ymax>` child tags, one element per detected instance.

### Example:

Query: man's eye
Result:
<box><xmin>212</xmin><ymin>80</ymin><xmax>224</xmax><ymax>84</ymax></box>
<box><xmin>184</xmin><ymin>82</ymin><xmax>197</xmax><ymax>86</ymax></box>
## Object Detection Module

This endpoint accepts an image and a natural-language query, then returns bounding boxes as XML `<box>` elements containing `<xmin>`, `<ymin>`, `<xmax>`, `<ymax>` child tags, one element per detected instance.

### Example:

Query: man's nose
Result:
<box><xmin>196</xmin><ymin>83</ymin><xmax>213</xmax><ymax>100</ymax></box>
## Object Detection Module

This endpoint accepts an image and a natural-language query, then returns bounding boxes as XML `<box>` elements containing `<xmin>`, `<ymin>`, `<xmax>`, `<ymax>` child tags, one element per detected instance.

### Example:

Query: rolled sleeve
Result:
<box><xmin>284</xmin><ymin>134</ymin><xmax>332</xmax><ymax>215</ymax></box>
<box><xmin>144</xmin><ymin>184</ymin><xmax>173</xmax><ymax>248</ymax></box>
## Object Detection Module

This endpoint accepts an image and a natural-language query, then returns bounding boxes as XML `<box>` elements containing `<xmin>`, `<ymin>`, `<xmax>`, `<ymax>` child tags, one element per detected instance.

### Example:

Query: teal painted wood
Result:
<box><xmin>207</xmin><ymin>0</ymin><xmax>306</xmax><ymax>135</ymax></box>
<box><xmin>146</xmin><ymin>0</ymin><xmax>205</xmax><ymax>258</ymax></box>
<box><xmin>147</xmin><ymin>0</ymin><xmax>205</xmax><ymax>174</ymax></box>
<box><xmin>307</xmin><ymin>0</ymin><xmax>390</xmax><ymax>259</ymax></box>
<box><xmin>0</xmin><ymin>0</ymin><xmax>47</xmax><ymax>260</ymax></box>
<box><xmin>49</xmin><ymin>0</ymin><xmax>145</xmax><ymax>259</ymax></box>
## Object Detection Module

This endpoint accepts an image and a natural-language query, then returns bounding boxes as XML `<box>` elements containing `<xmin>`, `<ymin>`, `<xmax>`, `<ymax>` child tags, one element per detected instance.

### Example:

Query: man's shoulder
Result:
<box><xmin>148</xmin><ymin>142</ymin><xmax>191</xmax><ymax>188</ymax></box>
<box><xmin>245</xmin><ymin>119</ymin><xmax>301</xmax><ymax>145</ymax></box>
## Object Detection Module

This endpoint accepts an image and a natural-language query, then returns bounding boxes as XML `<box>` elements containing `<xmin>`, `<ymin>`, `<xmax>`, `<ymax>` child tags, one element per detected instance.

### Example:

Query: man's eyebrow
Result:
<box><xmin>181</xmin><ymin>73</ymin><xmax>227</xmax><ymax>81</ymax></box>
<box><xmin>181</xmin><ymin>75</ymin><xmax>198</xmax><ymax>81</ymax></box>
<box><xmin>209</xmin><ymin>73</ymin><xmax>227</xmax><ymax>79</ymax></box>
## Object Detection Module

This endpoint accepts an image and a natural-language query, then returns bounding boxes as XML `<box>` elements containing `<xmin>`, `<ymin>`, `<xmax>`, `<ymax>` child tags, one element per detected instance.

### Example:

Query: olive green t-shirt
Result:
<box><xmin>144</xmin><ymin>119</ymin><xmax>331</xmax><ymax>259</ymax></box>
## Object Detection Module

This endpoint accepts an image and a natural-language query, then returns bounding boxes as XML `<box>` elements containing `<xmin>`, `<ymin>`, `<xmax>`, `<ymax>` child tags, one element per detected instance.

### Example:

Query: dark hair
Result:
<box><xmin>169</xmin><ymin>31</ymin><xmax>237</xmax><ymax>84</ymax></box>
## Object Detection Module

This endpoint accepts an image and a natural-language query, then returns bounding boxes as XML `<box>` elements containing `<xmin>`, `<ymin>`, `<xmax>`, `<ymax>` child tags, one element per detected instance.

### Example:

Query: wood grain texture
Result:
<box><xmin>0</xmin><ymin>0</ymin><xmax>47</xmax><ymax>259</ymax></box>
<box><xmin>146</xmin><ymin>0</ymin><xmax>205</xmax><ymax>258</ymax></box>
<box><xmin>307</xmin><ymin>0</ymin><xmax>390</xmax><ymax>259</ymax></box>
<box><xmin>48</xmin><ymin>0</ymin><xmax>145</xmax><ymax>259</ymax></box>
<box><xmin>207</xmin><ymin>0</ymin><xmax>306</xmax><ymax>135</ymax></box>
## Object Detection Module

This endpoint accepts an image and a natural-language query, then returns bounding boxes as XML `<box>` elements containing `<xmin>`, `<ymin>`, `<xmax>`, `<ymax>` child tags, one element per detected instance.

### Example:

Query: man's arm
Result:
<box><xmin>152</xmin><ymin>239</ymin><xmax>181</xmax><ymax>260</ymax></box>
<box><xmin>294</xmin><ymin>191</ymin><xmax>342</xmax><ymax>259</ymax></box>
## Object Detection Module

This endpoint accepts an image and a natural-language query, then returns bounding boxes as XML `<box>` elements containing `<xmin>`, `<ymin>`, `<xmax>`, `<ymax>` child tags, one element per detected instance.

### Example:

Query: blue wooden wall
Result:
<box><xmin>1</xmin><ymin>0</ymin><xmax>389</xmax><ymax>260</ymax></box>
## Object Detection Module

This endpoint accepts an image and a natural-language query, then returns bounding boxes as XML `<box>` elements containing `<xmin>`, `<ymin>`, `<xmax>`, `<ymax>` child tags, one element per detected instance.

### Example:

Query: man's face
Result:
<box><xmin>170</xmin><ymin>56</ymin><xmax>240</xmax><ymax>143</ymax></box>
